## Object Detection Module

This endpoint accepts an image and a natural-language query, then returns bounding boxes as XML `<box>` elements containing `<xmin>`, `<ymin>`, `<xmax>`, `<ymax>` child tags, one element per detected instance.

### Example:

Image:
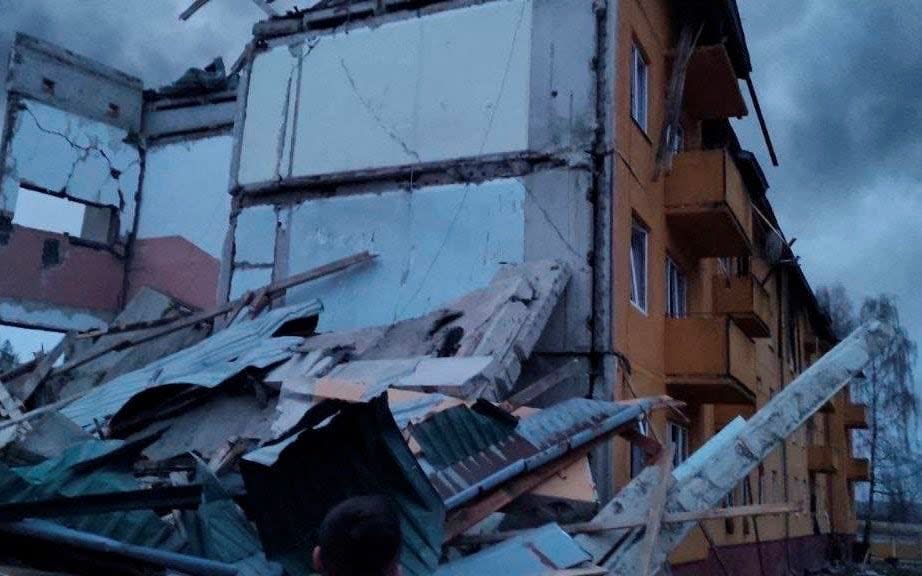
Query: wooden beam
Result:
<box><xmin>653</xmin><ymin>21</ymin><xmax>703</xmax><ymax>180</ymax></box>
<box><xmin>15</xmin><ymin>334</ymin><xmax>72</xmax><ymax>403</ymax></box>
<box><xmin>444</xmin><ymin>447</ymin><xmax>589</xmax><ymax>542</ymax></box>
<box><xmin>582</xmin><ymin>321</ymin><xmax>893</xmax><ymax>572</ymax></box>
<box><xmin>55</xmin><ymin>252</ymin><xmax>376</xmax><ymax>376</ymax></box>
<box><xmin>452</xmin><ymin>502</ymin><xmax>802</xmax><ymax>546</ymax></box>
<box><xmin>638</xmin><ymin>441</ymin><xmax>674</xmax><ymax>576</ymax></box>
<box><xmin>499</xmin><ymin>359</ymin><xmax>582</xmax><ymax>412</ymax></box>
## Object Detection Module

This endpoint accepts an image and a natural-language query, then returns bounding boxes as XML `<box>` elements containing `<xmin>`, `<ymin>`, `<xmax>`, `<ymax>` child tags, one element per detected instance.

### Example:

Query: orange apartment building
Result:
<box><xmin>609</xmin><ymin>0</ymin><xmax>870</xmax><ymax>572</ymax></box>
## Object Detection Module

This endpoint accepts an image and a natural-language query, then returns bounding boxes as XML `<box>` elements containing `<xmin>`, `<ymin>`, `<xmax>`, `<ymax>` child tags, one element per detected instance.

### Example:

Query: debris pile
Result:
<box><xmin>0</xmin><ymin>254</ymin><xmax>891</xmax><ymax>575</ymax></box>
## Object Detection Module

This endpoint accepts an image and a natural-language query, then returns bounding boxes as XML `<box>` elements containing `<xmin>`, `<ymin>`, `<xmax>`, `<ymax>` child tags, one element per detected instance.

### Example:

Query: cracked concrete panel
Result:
<box><xmin>524</xmin><ymin>169</ymin><xmax>593</xmax><ymax>353</ymax></box>
<box><xmin>238</xmin><ymin>0</ymin><xmax>533</xmax><ymax>185</ymax></box>
<box><xmin>280</xmin><ymin>179</ymin><xmax>525</xmax><ymax>332</ymax></box>
<box><xmin>234</xmin><ymin>205</ymin><xmax>278</xmax><ymax>266</ymax></box>
<box><xmin>1</xmin><ymin>100</ymin><xmax>140</xmax><ymax>236</ymax></box>
<box><xmin>137</xmin><ymin>135</ymin><xmax>233</xmax><ymax>259</ymax></box>
<box><xmin>237</xmin><ymin>46</ymin><xmax>300</xmax><ymax>186</ymax></box>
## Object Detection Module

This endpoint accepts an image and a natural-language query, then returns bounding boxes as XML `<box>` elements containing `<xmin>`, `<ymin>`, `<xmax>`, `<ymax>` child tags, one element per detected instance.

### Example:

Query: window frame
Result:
<box><xmin>631</xmin><ymin>41</ymin><xmax>650</xmax><ymax>133</ymax></box>
<box><xmin>668</xmin><ymin>421</ymin><xmax>690</xmax><ymax>468</ymax></box>
<box><xmin>630</xmin><ymin>219</ymin><xmax>649</xmax><ymax>314</ymax></box>
<box><xmin>665</xmin><ymin>256</ymin><xmax>688</xmax><ymax>319</ymax></box>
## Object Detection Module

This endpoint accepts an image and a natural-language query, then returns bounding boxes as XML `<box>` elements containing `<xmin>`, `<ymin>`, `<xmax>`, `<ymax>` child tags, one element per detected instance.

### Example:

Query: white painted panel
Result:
<box><xmin>238</xmin><ymin>0</ymin><xmax>533</xmax><ymax>185</ymax></box>
<box><xmin>234</xmin><ymin>205</ymin><xmax>278</xmax><ymax>265</ymax></box>
<box><xmin>281</xmin><ymin>180</ymin><xmax>525</xmax><ymax>331</ymax></box>
<box><xmin>137</xmin><ymin>135</ymin><xmax>233</xmax><ymax>258</ymax></box>
<box><xmin>524</xmin><ymin>169</ymin><xmax>593</xmax><ymax>353</ymax></box>
<box><xmin>1</xmin><ymin>100</ymin><xmax>140</xmax><ymax>237</ymax></box>
<box><xmin>237</xmin><ymin>46</ymin><xmax>300</xmax><ymax>186</ymax></box>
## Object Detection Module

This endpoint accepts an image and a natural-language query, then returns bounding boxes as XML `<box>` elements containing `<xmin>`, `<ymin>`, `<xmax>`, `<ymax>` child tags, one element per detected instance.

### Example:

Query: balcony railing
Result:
<box><xmin>665</xmin><ymin>149</ymin><xmax>754</xmax><ymax>257</ymax></box>
<box><xmin>665</xmin><ymin>316</ymin><xmax>756</xmax><ymax>405</ymax></box>
<box><xmin>712</xmin><ymin>273</ymin><xmax>772</xmax><ymax>338</ymax></box>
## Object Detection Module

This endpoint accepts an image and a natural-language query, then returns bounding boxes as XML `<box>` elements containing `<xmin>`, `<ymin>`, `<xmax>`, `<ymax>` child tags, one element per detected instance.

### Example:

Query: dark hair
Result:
<box><xmin>317</xmin><ymin>495</ymin><xmax>403</xmax><ymax>576</ymax></box>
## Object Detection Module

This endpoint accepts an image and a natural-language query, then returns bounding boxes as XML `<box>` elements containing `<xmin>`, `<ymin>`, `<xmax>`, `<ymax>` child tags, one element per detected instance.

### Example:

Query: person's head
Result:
<box><xmin>313</xmin><ymin>495</ymin><xmax>403</xmax><ymax>576</ymax></box>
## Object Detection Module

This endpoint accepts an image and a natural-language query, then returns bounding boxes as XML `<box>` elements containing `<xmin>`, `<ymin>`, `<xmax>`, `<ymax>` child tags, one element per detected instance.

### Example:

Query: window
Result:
<box><xmin>631</xmin><ymin>42</ymin><xmax>649</xmax><ymax>132</ymax></box>
<box><xmin>665</xmin><ymin>257</ymin><xmax>687</xmax><ymax>318</ymax></box>
<box><xmin>670</xmin><ymin>123</ymin><xmax>684</xmax><ymax>154</ymax></box>
<box><xmin>630</xmin><ymin>417</ymin><xmax>650</xmax><ymax>478</ymax></box>
<box><xmin>630</xmin><ymin>220</ymin><xmax>648</xmax><ymax>313</ymax></box>
<box><xmin>12</xmin><ymin>187</ymin><xmax>113</xmax><ymax>244</ymax></box>
<box><xmin>668</xmin><ymin>421</ymin><xmax>689</xmax><ymax>468</ymax></box>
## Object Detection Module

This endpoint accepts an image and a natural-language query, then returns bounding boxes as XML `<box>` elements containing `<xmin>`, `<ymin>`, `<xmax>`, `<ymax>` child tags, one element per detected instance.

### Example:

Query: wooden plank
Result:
<box><xmin>638</xmin><ymin>442</ymin><xmax>674</xmax><ymax>576</ymax></box>
<box><xmin>16</xmin><ymin>334</ymin><xmax>72</xmax><ymax>403</ymax></box>
<box><xmin>443</xmin><ymin>447</ymin><xmax>589</xmax><ymax>542</ymax></box>
<box><xmin>452</xmin><ymin>503</ymin><xmax>802</xmax><ymax>546</ymax></box>
<box><xmin>55</xmin><ymin>252</ymin><xmax>376</xmax><ymax>376</ymax></box>
<box><xmin>499</xmin><ymin>359</ymin><xmax>582</xmax><ymax>412</ymax></box>
<box><xmin>595</xmin><ymin>321</ymin><xmax>892</xmax><ymax>573</ymax></box>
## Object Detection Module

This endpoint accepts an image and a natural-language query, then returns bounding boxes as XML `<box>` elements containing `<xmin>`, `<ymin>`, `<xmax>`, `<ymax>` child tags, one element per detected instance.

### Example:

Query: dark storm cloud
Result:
<box><xmin>0</xmin><ymin>0</ymin><xmax>261</xmax><ymax>134</ymax></box>
<box><xmin>740</xmin><ymin>0</ymin><xmax>922</xmax><ymax>195</ymax></box>
<box><xmin>736</xmin><ymin>1</ymin><xmax>922</xmax><ymax>415</ymax></box>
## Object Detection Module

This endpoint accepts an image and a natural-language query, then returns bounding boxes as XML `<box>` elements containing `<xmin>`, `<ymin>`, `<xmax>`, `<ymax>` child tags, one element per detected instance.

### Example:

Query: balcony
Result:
<box><xmin>665</xmin><ymin>317</ymin><xmax>756</xmax><ymax>405</ymax></box>
<box><xmin>807</xmin><ymin>446</ymin><xmax>840</xmax><ymax>474</ymax></box>
<box><xmin>683</xmin><ymin>44</ymin><xmax>749</xmax><ymax>120</ymax></box>
<box><xmin>844</xmin><ymin>403</ymin><xmax>868</xmax><ymax>429</ymax></box>
<box><xmin>712</xmin><ymin>274</ymin><xmax>772</xmax><ymax>338</ymax></box>
<box><xmin>847</xmin><ymin>458</ymin><xmax>870</xmax><ymax>482</ymax></box>
<box><xmin>665</xmin><ymin>149</ymin><xmax>754</xmax><ymax>258</ymax></box>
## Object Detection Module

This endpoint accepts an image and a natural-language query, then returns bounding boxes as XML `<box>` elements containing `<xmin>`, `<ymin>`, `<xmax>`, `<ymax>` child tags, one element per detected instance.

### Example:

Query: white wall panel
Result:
<box><xmin>237</xmin><ymin>0</ymin><xmax>534</xmax><ymax>185</ymax></box>
<box><xmin>278</xmin><ymin>179</ymin><xmax>526</xmax><ymax>331</ymax></box>
<box><xmin>1</xmin><ymin>100</ymin><xmax>141</xmax><ymax>237</ymax></box>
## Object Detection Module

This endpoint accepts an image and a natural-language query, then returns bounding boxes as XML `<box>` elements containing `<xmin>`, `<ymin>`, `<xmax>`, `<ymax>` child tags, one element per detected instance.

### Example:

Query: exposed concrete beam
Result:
<box><xmin>574</xmin><ymin>321</ymin><xmax>893</xmax><ymax>572</ymax></box>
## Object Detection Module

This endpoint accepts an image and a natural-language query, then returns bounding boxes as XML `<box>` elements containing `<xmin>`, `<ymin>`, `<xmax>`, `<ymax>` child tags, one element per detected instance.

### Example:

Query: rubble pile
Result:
<box><xmin>0</xmin><ymin>255</ymin><xmax>890</xmax><ymax>575</ymax></box>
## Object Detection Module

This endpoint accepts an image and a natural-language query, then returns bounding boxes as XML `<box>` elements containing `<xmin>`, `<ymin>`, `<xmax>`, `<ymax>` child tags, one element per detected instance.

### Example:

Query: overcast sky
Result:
<box><xmin>0</xmin><ymin>0</ymin><xmax>920</xmax><ymax>390</ymax></box>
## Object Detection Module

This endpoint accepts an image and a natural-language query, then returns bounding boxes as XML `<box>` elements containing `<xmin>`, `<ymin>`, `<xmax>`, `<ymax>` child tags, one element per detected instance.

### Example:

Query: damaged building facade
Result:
<box><xmin>0</xmin><ymin>0</ymin><xmax>871</xmax><ymax>574</ymax></box>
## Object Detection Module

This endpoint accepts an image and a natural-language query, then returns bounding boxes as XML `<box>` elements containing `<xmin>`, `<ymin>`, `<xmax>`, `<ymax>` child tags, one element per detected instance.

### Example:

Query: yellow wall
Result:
<box><xmin>611</xmin><ymin>0</ymin><xmax>859</xmax><ymax>564</ymax></box>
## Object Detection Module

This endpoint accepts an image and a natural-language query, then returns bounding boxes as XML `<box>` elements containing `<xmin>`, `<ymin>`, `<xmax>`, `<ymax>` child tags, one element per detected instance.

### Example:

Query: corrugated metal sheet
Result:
<box><xmin>424</xmin><ymin>399</ymin><xmax>649</xmax><ymax>509</ymax></box>
<box><xmin>241</xmin><ymin>396</ymin><xmax>445</xmax><ymax>576</ymax></box>
<box><xmin>62</xmin><ymin>301</ymin><xmax>321</xmax><ymax>430</ymax></box>
<box><xmin>0</xmin><ymin>439</ymin><xmax>181</xmax><ymax>550</ymax></box>
<box><xmin>411</xmin><ymin>405</ymin><xmax>517</xmax><ymax>468</ymax></box>
<box><xmin>434</xmin><ymin>523</ymin><xmax>590</xmax><ymax>576</ymax></box>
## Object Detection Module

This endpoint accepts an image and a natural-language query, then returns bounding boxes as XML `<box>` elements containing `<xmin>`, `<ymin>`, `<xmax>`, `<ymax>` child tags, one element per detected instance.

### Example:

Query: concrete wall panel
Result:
<box><xmin>237</xmin><ymin>0</ymin><xmax>535</xmax><ymax>186</ymax></box>
<box><xmin>1</xmin><ymin>99</ymin><xmax>141</xmax><ymax>238</ymax></box>
<box><xmin>275</xmin><ymin>178</ymin><xmax>526</xmax><ymax>332</ymax></box>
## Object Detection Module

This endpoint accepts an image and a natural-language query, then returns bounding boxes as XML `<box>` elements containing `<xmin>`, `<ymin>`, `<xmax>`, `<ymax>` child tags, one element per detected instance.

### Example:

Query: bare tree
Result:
<box><xmin>816</xmin><ymin>283</ymin><xmax>857</xmax><ymax>339</ymax></box>
<box><xmin>817</xmin><ymin>288</ymin><xmax>919</xmax><ymax>540</ymax></box>
<box><xmin>853</xmin><ymin>296</ymin><xmax>917</xmax><ymax>544</ymax></box>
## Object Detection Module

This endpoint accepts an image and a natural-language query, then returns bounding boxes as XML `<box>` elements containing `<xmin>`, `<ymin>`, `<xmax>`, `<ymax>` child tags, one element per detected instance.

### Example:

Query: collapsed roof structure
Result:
<box><xmin>0</xmin><ymin>0</ymin><xmax>877</xmax><ymax>574</ymax></box>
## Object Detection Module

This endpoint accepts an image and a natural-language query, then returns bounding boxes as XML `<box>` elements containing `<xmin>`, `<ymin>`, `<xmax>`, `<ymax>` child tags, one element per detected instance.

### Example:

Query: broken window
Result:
<box><xmin>12</xmin><ymin>187</ymin><xmax>113</xmax><ymax>244</ymax></box>
<box><xmin>630</xmin><ymin>417</ymin><xmax>650</xmax><ymax>478</ymax></box>
<box><xmin>631</xmin><ymin>41</ymin><xmax>649</xmax><ymax>132</ymax></box>
<box><xmin>665</xmin><ymin>257</ymin><xmax>687</xmax><ymax>318</ymax></box>
<box><xmin>630</xmin><ymin>219</ymin><xmax>648</xmax><ymax>314</ymax></box>
<box><xmin>668</xmin><ymin>421</ymin><xmax>689</xmax><ymax>467</ymax></box>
